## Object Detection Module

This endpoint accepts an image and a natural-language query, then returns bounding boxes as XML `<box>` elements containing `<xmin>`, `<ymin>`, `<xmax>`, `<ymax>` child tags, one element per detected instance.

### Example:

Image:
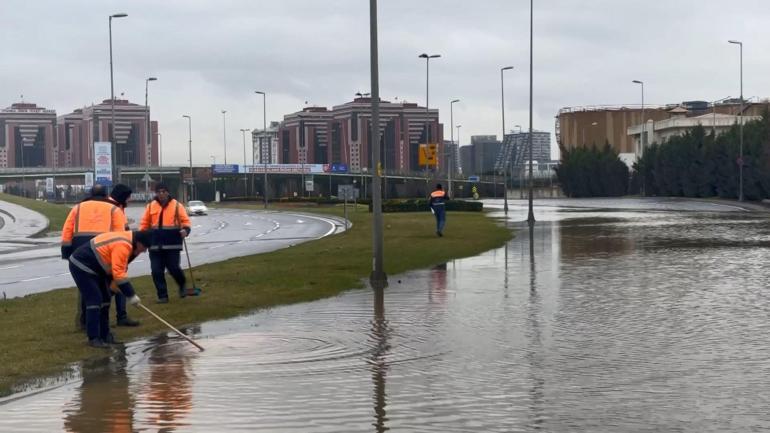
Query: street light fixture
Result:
<box><xmin>144</xmin><ymin>76</ymin><xmax>157</xmax><ymax>195</ymax></box>
<box><xmin>526</xmin><ymin>0</ymin><xmax>535</xmax><ymax>225</ymax></box>
<box><xmin>501</xmin><ymin>65</ymin><xmax>513</xmax><ymax>213</ymax></box>
<box><xmin>370</xmin><ymin>0</ymin><xmax>386</xmax><ymax>285</ymax></box>
<box><xmin>728</xmin><ymin>39</ymin><xmax>744</xmax><ymax>201</ymax></box>
<box><xmin>109</xmin><ymin>12</ymin><xmax>127</xmax><ymax>183</ymax></box>
<box><xmin>449</xmin><ymin>98</ymin><xmax>460</xmax><ymax>198</ymax></box>
<box><xmin>418</xmin><ymin>53</ymin><xmax>440</xmax><ymax>172</ymax></box>
<box><xmin>182</xmin><ymin>115</ymin><xmax>193</xmax><ymax>201</ymax></box>
<box><xmin>255</xmin><ymin>91</ymin><xmax>268</xmax><ymax>209</ymax></box>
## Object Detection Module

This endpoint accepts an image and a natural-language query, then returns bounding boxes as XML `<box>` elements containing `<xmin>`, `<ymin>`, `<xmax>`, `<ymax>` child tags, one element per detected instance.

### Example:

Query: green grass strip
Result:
<box><xmin>0</xmin><ymin>203</ymin><xmax>512</xmax><ymax>396</ymax></box>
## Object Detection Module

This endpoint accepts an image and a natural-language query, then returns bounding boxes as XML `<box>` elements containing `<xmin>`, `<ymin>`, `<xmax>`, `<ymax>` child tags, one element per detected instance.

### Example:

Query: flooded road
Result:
<box><xmin>3</xmin><ymin>198</ymin><xmax>770</xmax><ymax>432</ymax></box>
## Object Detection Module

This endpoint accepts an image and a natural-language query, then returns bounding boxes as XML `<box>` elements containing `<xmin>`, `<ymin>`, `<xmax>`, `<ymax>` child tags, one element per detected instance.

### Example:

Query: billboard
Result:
<box><xmin>93</xmin><ymin>141</ymin><xmax>113</xmax><ymax>186</ymax></box>
<box><xmin>247</xmin><ymin>164</ymin><xmax>326</xmax><ymax>174</ymax></box>
<box><xmin>418</xmin><ymin>143</ymin><xmax>438</xmax><ymax>167</ymax></box>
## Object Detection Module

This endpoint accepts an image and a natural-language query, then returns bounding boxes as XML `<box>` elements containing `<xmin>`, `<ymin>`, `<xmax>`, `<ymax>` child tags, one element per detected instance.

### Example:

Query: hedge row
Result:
<box><xmin>369</xmin><ymin>199</ymin><xmax>483</xmax><ymax>213</ymax></box>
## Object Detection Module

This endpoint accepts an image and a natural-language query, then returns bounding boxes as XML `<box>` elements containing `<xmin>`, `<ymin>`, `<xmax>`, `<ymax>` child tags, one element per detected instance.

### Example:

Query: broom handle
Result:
<box><xmin>183</xmin><ymin>237</ymin><xmax>198</xmax><ymax>289</ymax></box>
<box><xmin>137</xmin><ymin>303</ymin><xmax>205</xmax><ymax>351</ymax></box>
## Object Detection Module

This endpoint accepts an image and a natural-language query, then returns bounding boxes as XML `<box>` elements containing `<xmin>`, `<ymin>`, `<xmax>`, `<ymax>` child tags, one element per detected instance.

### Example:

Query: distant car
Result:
<box><xmin>187</xmin><ymin>200</ymin><xmax>208</xmax><ymax>215</ymax></box>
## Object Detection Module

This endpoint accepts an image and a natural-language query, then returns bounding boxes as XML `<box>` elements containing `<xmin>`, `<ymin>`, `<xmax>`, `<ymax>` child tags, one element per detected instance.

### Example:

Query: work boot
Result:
<box><xmin>116</xmin><ymin>317</ymin><xmax>140</xmax><ymax>327</ymax></box>
<box><xmin>88</xmin><ymin>339</ymin><xmax>110</xmax><ymax>349</ymax></box>
<box><xmin>157</xmin><ymin>298</ymin><xmax>169</xmax><ymax>304</ymax></box>
<box><xmin>103</xmin><ymin>333</ymin><xmax>122</xmax><ymax>345</ymax></box>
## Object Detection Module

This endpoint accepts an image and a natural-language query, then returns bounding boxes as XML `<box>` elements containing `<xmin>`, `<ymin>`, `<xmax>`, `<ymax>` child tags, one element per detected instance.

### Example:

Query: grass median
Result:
<box><xmin>0</xmin><ymin>202</ymin><xmax>513</xmax><ymax>397</ymax></box>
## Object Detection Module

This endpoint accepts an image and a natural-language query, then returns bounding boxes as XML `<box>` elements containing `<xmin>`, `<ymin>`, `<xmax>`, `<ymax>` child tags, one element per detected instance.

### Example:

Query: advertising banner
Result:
<box><xmin>93</xmin><ymin>142</ymin><xmax>113</xmax><ymax>186</ymax></box>
<box><xmin>247</xmin><ymin>164</ymin><xmax>326</xmax><ymax>174</ymax></box>
<box><xmin>211</xmin><ymin>164</ymin><xmax>239</xmax><ymax>174</ymax></box>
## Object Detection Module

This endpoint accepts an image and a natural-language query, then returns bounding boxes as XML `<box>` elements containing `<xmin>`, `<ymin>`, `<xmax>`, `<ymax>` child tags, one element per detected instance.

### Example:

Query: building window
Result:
<box><xmin>282</xmin><ymin>130</ymin><xmax>290</xmax><ymax>163</ymax></box>
<box><xmin>351</xmin><ymin>113</ymin><xmax>358</xmax><ymax>141</ymax></box>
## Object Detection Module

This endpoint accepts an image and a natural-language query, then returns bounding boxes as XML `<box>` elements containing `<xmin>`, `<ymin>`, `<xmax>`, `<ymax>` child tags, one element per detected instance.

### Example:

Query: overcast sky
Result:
<box><xmin>2</xmin><ymin>0</ymin><xmax>769</xmax><ymax>164</ymax></box>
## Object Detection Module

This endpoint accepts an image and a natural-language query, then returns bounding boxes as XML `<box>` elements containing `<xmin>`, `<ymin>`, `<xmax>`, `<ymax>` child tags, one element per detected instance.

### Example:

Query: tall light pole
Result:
<box><xmin>370</xmin><ymin>0</ymin><xmax>386</xmax><ymax>286</ymax></box>
<box><xmin>221</xmin><ymin>110</ymin><xmax>228</xmax><ymax>165</ymax></box>
<box><xmin>240</xmin><ymin>128</ymin><xmax>250</xmax><ymax>195</ymax></box>
<box><xmin>728</xmin><ymin>39</ymin><xmax>744</xmax><ymax>201</ymax></box>
<box><xmin>144</xmin><ymin>76</ymin><xmax>157</xmax><ymax>194</ymax></box>
<box><xmin>418</xmin><ymin>53</ymin><xmax>440</xmax><ymax>172</ymax></box>
<box><xmin>255</xmin><ymin>91</ymin><xmax>268</xmax><ymax>209</ymax></box>
<box><xmin>526</xmin><ymin>0</ymin><xmax>535</xmax><ymax>225</ymax></box>
<box><xmin>632</xmin><ymin>80</ymin><xmax>645</xmax><ymax>156</ymax></box>
<box><xmin>501</xmin><ymin>65</ymin><xmax>513</xmax><ymax>213</ymax></box>
<box><xmin>632</xmin><ymin>79</ymin><xmax>645</xmax><ymax>197</ymax></box>
<box><xmin>182</xmin><ymin>115</ymin><xmax>192</xmax><ymax>201</ymax></box>
<box><xmin>108</xmin><ymin>12</ymin><xmax>127</xmax><ymax>184</ymax></box>
<box><xmin>157</xmin><ymin>132</ymin><xmax>163</xmax><ymax>166</ymax></box>
<box><xmin>449</xmin><ymin>98</ymin><xmax>460</xmax><ymax>197</ymax></box>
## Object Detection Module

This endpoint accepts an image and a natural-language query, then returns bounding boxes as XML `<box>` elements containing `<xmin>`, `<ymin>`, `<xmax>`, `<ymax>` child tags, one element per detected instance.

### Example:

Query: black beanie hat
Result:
<box><xmin>110</xmin><ymin>184</ymin><xmax>132</xmax><ymax>207</ymax></box>
<box><xmin>154</xmin><ymin>182</ymin><xmax>169</xmax><ymax>193</ymax></box>
<box><xmin>132</xmin><ymin>230</ymin><xmax>153</xmax><ymax>248</ymax></box>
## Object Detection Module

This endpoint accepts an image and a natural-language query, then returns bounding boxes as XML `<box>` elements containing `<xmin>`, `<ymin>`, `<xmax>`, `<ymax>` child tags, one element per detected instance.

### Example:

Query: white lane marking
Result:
<box><xmin>21</xmin><ymin>276</ymin><xmax>51</xmax><ymax>282</ymax></box>
<box><xmin>211</xmin><ymin>245</ymin><xmax>225</xmax><ymax>249</ymax></box>
<box><xmin>0</xmin><ymin>265</ymin><xmax>22</xmax><ymax>270</ymax></box>
<box><xmin>296</xmin><ymin>219</ymin><xmax>305</xmax><ymax>224</ymax></box>
<box><xmin>245</xmin><ymin>222</ymin><xmax>252</xmax><ymax>226</ymax></box>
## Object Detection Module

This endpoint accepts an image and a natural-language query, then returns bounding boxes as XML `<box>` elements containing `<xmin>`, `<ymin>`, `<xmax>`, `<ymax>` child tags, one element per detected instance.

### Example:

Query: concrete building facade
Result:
<box><xmin>278</xmin><ymin>97</ymin><xmax>442</xmax><ymax>173</ymax></box>
<box><xmin>56</xmin><ymin>98</ymin><xmax>158</xmax><ymax>169</ymax></box>
<box><xmin>0</xmin><ymin>102</ymin><xmax>57</xmax><ymax>169</ymax></box>
<box><xmin>252</xmin><ymin>121</ymin><xmax>280</xmax><ymax>164</ymax></box>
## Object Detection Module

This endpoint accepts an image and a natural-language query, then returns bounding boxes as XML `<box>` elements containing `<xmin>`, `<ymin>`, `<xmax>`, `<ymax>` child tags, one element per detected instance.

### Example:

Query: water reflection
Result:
<box><xmin>138</xmin><ymin>333</ymin><xmax>194</xmax><ymax>432</ymax></box>
<box><xmin>63</xmin><ymin>347</ymin><xmax>134</xmax><ymax>433</ymax></box>
<box><xmin>6</xmin><ymin>200</ymin><xmax>770</xmax><ymax>431</ymax></box>
<box><xmin>370</xmin><ymin>285</ymin><xmax>390</xmax><ymax>432</ymax></box>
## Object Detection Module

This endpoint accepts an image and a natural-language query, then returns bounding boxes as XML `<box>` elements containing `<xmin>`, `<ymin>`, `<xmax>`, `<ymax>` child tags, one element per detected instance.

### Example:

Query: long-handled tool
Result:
<box><xmin>137</xmin><ymin>303</ymin><xmax>205</xmax><ymax>351</ymax></box>
<box><xmin>183</xmin><ymin>237</ymin><xmax>202</xmax><ymax>296</ymax></box>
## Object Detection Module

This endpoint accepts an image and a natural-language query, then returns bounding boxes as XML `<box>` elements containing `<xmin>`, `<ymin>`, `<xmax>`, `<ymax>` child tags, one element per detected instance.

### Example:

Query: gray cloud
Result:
<box><xmin>1</xmin><ymin>0</ymin><xmax>769</xmax><ymax>164</ymax></box>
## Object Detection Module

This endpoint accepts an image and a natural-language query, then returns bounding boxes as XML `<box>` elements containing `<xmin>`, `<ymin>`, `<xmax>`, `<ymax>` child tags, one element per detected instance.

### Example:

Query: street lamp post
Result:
<box><xmin>501</xmin><ymin>65</ymin><xmax>513</xmax><ymax>213</ymax></box>
<box><xmin>632</xmin><ymin>79</ymin><xmax>645</xmax><ymax>197</ymax></box>
<box><xmin>144</xmin><ymin>76</ymin><xmax>157</xmax><ymax>195</ymax></box>
<box><xmin>418</xmin><ymin>53</ymin><xmax>440</xmax><ymax>173</ymax></box>
<box><xmin>240</xmin><ymin>128</ymin><xmax>250</xmax><ymax>196</ymax></box>
<box><xmin>255</xmin><ymin>91</ymin><xmax>268</xmax><ymax>209</ymax></box>
<box><xmin>632</xmin><ymin>80</ymin><xmax>645</xmax><ymax>156</ymax></box>
<box><xmin>182</xmin><ymin>115</ymin><xmax>192</xmax><ymax>201</ymax></box>
<box><xmin>370</xmin><ymin>0</ymin><xmax>386</xmax><ymax>285</ymax></box>
<box><xmin>221</xmin><ymin>110</ymin><xmax>228</xmax><ymax>165</ymax></box>
<box><xmin>449</xmin><ymin>99</ymin><xmax>460</xmax><ymax>198</ymax></box>
<box><xmin>109</xmin><ymin>12</ymin><xmax>127</xmax><ymax>183</ymax></box>
<box><xmin>526</xmin><ymin>0</ymin><xmax>535</xmax><ymax>225</ymax></box>
<box><xmin>728</xmin><ymin>39</ymin><xmax>744</xmax><ymax>201</ymax></box>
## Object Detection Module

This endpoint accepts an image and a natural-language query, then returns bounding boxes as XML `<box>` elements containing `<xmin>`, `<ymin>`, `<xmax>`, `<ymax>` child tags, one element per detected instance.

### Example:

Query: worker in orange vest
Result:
<box><xmin>140</xmin><ymin>183</ymin><xmax>192</xmax><ymax>303</ymax></box>
<box><xmin>62</xmin><ymin>183</ymin><xmax>140</xmax><ymax>329</ymax></box>
<box><xmin>429</xmin><ymin>183</ymin><xmax>450</xmax><ymax>237</ymax></box>
<box><xmin>68</xmin><ymin>230</ymin><xmax>151</xmax><ymax>348</ymax></box>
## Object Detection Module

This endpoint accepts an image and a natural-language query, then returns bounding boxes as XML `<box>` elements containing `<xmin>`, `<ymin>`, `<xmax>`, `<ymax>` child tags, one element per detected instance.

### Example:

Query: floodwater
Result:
<box><xmin>3</xmin><ymin>198</ymin><xmax>770</xmax><ymax>432</ymax></box>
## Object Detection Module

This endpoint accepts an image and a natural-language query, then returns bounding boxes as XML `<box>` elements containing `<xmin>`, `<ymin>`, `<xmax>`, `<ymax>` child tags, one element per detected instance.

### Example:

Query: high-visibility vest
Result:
<box><xmin>139</xmin><ymin>198</ymin><xmax>191</xmax><ymax>250</ymax></box>
<box><xmin>61</xmin><ymin>199</ymin><xmax>127</xmax><ymax>258</ymax></box>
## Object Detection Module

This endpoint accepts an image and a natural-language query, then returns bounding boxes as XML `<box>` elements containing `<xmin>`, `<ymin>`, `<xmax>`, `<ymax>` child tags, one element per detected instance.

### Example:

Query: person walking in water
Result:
<box><xmin>429</xmin><ymin>183</ymin><xmax>449</xmax><ymax>237</ymax></box>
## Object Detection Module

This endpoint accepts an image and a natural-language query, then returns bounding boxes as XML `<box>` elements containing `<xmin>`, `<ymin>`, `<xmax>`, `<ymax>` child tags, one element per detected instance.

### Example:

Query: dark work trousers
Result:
<box><xmin>433</xmin><ymin>206</ymin><xmax>446</xmax><ymax>234</ymax></box>
<box><xmin>79</xmin><ymin>289</ymin><xmax>128</xmax><ymax>327</ymax></box>
<box><xmin>150</xmin><ymin>249</ymin><xmax>186</xmax><ymax>300</ymax></box>
<box><xmin>69</xmin><ymin>263</ymin><xmax>111</xmax><ymax>341</ymax></box>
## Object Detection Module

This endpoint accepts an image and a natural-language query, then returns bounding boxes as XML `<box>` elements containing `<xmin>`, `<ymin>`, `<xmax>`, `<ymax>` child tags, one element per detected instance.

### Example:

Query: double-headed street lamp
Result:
<box><xmin>144</xmin><ymin>76</ymin><xmax>157</xmax><ymax>194</ymax></box>
<box><xmin>419</xmin><ymin>53</ymin><xmax>440</xmax><ymax>172</ymax></box>
<box><xmin>728</xmin><ymin>39</ymin><xmax>744</xmax><ymax>202</ymax></box>
<box><xmin>182</xmin><ymin>115</ymin><xmax>193</xmax><ymax>201</ymax></box>
<box><xmin>109</xmin><ymin>12</ymin><xmax>127</xmax><ymax>183</ymax></box>
<box><xmin>449</xmin><ymin>98</ymin><xmax>460</xmax><ymax>198</ymax></box>
<box><xmin>501</xmin><ymin>65</ymin><xmax>513</xmax><ymax>213</ymax></box>
<box><xmin>255</xmin><ymin>91</ymin><xmax>268</xmax><ymax>209</ymax></box>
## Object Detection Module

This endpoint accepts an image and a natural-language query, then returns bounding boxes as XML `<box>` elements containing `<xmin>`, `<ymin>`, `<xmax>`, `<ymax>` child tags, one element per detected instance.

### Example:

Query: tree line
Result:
<box><xmin>556</xmin><ymin>113</ymin><xmax>770</xmax><ymax>199</ymax></box>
